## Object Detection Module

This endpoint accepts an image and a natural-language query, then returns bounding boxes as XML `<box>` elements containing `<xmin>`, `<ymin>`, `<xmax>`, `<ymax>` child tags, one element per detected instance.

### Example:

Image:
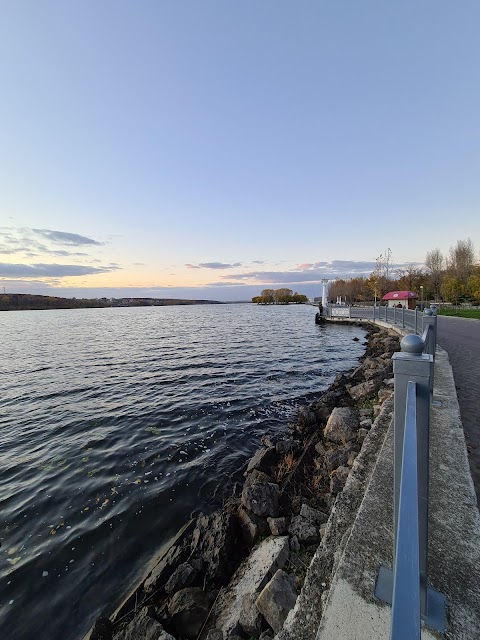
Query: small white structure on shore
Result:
<box><xmin>382</xmin><ymin>290</ymin><xmax>418</xmax><ymax>309</ymax></box>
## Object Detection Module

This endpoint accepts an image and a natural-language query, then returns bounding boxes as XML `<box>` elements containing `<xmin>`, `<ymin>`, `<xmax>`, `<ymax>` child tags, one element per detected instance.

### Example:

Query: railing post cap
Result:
<box><xmin>424</xmin><ymin>308</ymin><xmax>433</xmax><ymax>316</ymax></box>
<box><xmin>401</xmin><ymin>333</ymin><xmax>424</xmax><ymax>354</ymax></box>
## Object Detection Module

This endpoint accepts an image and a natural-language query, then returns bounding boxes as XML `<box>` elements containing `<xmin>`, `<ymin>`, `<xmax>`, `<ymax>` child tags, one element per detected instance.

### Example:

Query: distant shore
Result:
<box><xmin>0</xmin><ymin>293</ymin><xmax>223</xmax><ymax>311</ymax></box>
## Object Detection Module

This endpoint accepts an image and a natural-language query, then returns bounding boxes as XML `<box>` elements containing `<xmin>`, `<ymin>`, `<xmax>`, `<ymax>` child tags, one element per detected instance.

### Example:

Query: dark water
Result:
<box><xmin>0</xmin><ymin>304</ymin><xmax>366</xmax><ymax>640</ymax></box>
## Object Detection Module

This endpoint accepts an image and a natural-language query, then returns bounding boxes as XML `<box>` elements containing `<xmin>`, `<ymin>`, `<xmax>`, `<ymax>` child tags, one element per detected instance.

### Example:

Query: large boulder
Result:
<box><xmin>246</xmin><ymin>448</ymin><xmax>277</xmax><ymax>475</ymax></box>
<box><xmin>165</xmin><ymin>562</ymin><xmax>197</xmax><ymax>596</ymax></box>
<box><xmin>288</xmin><ymin>516</ymin><xmax>319</xmax><ymax>546</ymax></box>
<box><xmin>299</xmin><ymin>504</ymin><xmax>328</xmax><ymax>525</ymax></box>
<box><xmin>267</xmin><ymin>517</ymin><xmax>288</xmax><ymax>536</ymax></box>
<box><xmin>323</xmin><ymin>407</ymin><xmax>359</xmax><ymax>444</ymax></box>
<box><xmin>89</xmin><ymin>617</ymin><xmax>113</xmax><ymax>640</ymax></box>
<box><xmin>241</xmin><ymin>482</ymin><xmax>280</xmax><ymax>518</ymax></box>
<box><xmin>244</xmin><ymin>469</ymin><xmax>273</xmax><ymax>489</ymax></box>
<box><xmin>255</xmin><ymin>570</ymin><xmax>297</xmax><ymax>633</ymax></box>
<box><xmin>296</xmin><ymin>407</ymin><xmax>316</xmax><ymax>433</ymax></box>
<box><xmin>311</xmin><ymin>390</ymin><xmax>346</xmax><ymax>425</ymax></box>
<box><xmin>239</xmin><ymin>592</ymin><xmax>263</xmax><ymax>637</ymax></box>
<box><xmin>330</xmin><ymin>465</ymin><xmax>350</xmax><ymax>495</ymax></box>
<box><xmin>238</xmin><ymin>507</ymin><xmax>270</xmax><ymax>547</ymax></box>
<box><xmin>113</xmin><ymin>607</ymin><xmax>164</xmax><ymax>640</ymax></box>
<box><xmin>347</xmin><ymin>379</ymin><xmax>379</xmax><ymax>401</ymax></box>
<box><xmin>143</xmin><ymin>539</ymin><xmax>190</xmax><ymax>594</ymax></box>
<box><xmin>168</xmin><ymin>588</ymin><xmax>210</xmax><ymax>639</ymax></box>
<box><xmin>190</xmin><ymin>511</ymin><xmax>242</xmax><ymax>586</ymax></box>
<box><xmin>323</xmin><ymin>447</ymin><xmax>350</xmax><ymax>472</ymax></box>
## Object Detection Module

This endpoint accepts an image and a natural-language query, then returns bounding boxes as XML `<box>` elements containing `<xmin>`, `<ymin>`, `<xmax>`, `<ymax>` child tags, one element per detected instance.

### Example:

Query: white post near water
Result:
<box><xmin>321</xmin><ymin>279</ymin><xmax>328</xmax><ymax>308</ymax></box>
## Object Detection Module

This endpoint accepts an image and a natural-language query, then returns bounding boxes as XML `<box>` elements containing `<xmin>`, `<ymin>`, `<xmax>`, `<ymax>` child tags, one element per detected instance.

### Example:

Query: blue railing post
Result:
<box><xmin>391</xmin><ymin>381</ymin><xmax>421</xmax><ymax>639</ymax></box>
<box><xmin>392</xmin><ymin>335</ymin><xmax>433</xmax><ymax>617</ymax></box>
<box><xmin>422</xmin><ymin>309</ymin><xmax>437</xmax><ymax>359</ymax></box>
<box><xmin>402</xmin><ymin>306</ymin><xmax>405</xmax><ymax>328</ymax></box>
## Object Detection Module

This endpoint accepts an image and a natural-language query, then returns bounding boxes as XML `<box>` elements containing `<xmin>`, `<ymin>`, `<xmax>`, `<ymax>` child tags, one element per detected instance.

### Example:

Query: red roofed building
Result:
<box><xmin>382</xmin><ymin>290</ymin><xmax>418</xmax><ymax>309</ymax></box>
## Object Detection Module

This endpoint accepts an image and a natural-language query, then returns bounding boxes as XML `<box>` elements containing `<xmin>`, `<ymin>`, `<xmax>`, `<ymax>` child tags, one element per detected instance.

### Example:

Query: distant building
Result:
<box><xmin>382</xmin><ymin>290</ymin><xmax>418</xmax><ymax>309</ymax></box>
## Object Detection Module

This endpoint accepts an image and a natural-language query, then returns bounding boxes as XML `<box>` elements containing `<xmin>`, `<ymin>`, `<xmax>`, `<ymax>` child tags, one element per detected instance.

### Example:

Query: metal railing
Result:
<box><xmin>322</xmin><ymin>304</ymin><xmax>446</xmax><ymax>634</ymax></box>
<box><xmin>391</xmin><ymin>380</ymin><xmax>421</xmax><ymax>637</ymax></box>
<box><xmin>372</xmin><ymin>333</ymin><xmax>445</xmax><ymax>636</ymax></box>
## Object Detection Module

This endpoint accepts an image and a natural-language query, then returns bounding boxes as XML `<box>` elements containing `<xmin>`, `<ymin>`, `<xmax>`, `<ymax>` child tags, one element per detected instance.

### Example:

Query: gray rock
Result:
<box><xmin>238</xmin><ymin>507</ymin><xmax>269</xmax><ymax>547</ymax></box>
<box><xmin>323</xmin><ymin>447</ymin><xmax>349</xmax><ymax>472</ymax></box>
<box><xmin>288</xmin><ymin>515</ymin><xmax>319</xmax><ymax>545</ymax></box>
<box><xmin>89</xmin><ymin>617</ymin><xmax>113</xmax><ymax>640</ymax></box>
<box><xmin>255</xmin><ymin>570</ymin><xmax>297</xmax><ymax>633</ymax></box>
<box><xmin>168</xmin><ymin>588</ymin><xmax>210</xmax><ymax>639</ymax></box>
<box><xmin>113</xmin><ymin>607</ymin><xmax>163</xmax><ymax>640</ymax></box>
<box><xmin>143</xmin><ymin>540</ymin><xmax>190</xmax><ymax>594</ymax></box>
<box><xmin>267</xmin><ymin>516</ymin><xmax>288</xmax><ymax>535</ymax></box>
<box><xmin>201</xmin><ymin>537</ymin><xmax>289</xmax><ymax>638</ymax></box>
<box><xmin>244</xmin><ymin>469</ymin><xmax>273</xmax><ymax>488</ymax></box>
<box><xmin>289</xmin><ymin>535</ymin><xmax>300</xmax><ymax>552</ymax></box>
<box><xmin>329</xmin><ymin>465</ymin><xmax>350</xmax><ymax>495</ymax></box>
<box><xmin>364</xmin><ymin>367</ymin><xmax>388</xmax><ymax>381</ymax></box>
<box><xmin>190</xmin><ymin>511</ymin><xmax>242</xmax><ymax>586</ymax></box>
<box><xmin>296</xmin><ymin>406</ymin><xmax>316</xmax><ymax>433</ymax></box>
<box><xmin>205</xmin><ymin>631</ymin><xmax>223</xmax><ymax>640</ymax></box>
<box><xmin>359</xmin><ymin>408</ymin><xmax>372</xmax><ymax>418</ymax></box>
<box><xmin>347</xmin><ymin>379</ymin><xmax>378</xmax><ymax>401</ymax></box>
<box><xmin>357</xmin><ymin>428</ymin><xmax>369</xmax><ymax>444</ymax></box>
<box><xmin>165</xmin><ymin>562</ymin><xmax>197</xmax><ymax>596</ymax></box>
<box><xmin>299</xmin><ymin>504</ymin><xmax>328</xmax><ymax>525</ymax></box>
<box><xmin>359</xmin><ymin>418</ymin><xmax>372</xmax><ymax>429</ymax></box>
<box><xmin>239</xmin><ymin>592</ymin><xmax>263</xmax><ymax>636</ymax></box>
<box><xmin>246</xmin><ymin>448</ymin><xmax>277</xmax><ymax>474</ymax></box>
<box><xmin>323</xmin><ymin>408</ymin><xmax>359</xmax><ymax>444</ymax></box>
<box><xmin>241</xmin><ymin>482</ymin><xmax>280</xmax><ymax>518</ymax></box>
<box><xmin>158</xmin><ymin>632</ymin><xmax>176</xmax><ymax>640</ymax></box>
<box><xmin>259</xmin><ymin>631</ymin><xmax>273</xmax><ymax>640</ymax></box>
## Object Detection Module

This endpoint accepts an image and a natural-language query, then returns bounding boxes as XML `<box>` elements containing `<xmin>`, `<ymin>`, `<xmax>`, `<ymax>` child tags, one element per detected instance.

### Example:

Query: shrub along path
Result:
<box><xmin>437</xmin><ymin>315</ymin><xmax>480</xmax><ymax>507</ymax></box>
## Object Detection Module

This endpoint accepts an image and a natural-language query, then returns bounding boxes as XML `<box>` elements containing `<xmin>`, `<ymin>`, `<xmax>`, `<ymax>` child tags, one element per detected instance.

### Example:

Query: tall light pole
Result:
<box><xmin>420</xmin><ymin>285</ymin><xmax>424</xmax><ymax>310</ymax></box>
<box><xmin>321</xmin><ymin>279</ymin><xmax>329</xmax><ymax>308</ymax></box>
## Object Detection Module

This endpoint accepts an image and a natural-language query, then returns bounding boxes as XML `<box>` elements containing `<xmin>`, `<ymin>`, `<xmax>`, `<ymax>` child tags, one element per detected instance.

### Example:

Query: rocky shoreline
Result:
<box><xmin>87</xmin><ymin>323</ymin><xmax>400</xmax><ymax>640</ymax></box>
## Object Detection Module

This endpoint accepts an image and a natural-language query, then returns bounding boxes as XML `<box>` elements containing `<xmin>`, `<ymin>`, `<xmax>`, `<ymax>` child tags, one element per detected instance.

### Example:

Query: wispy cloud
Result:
<box><xmin>32</xmin><ymin>229</ymin><xmax>103</xmax><ymax>246</ymax></box>
<box><xmin>186</xmin><ymin>261</ymin><xmax>242</xmax><ymax>270</ymax></box>
<box><xmin>0</xmin><ymin>263</ymin><xmax>119</xmax><ymax>278</ymax></box>
<box><xmin>220</xmin><ymin>260</ymin><xmax>420</xmax><ymax>285</ymax></box>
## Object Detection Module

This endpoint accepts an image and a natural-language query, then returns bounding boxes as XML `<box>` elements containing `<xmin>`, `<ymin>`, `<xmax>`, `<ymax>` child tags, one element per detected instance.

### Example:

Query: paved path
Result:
<box><xmin>437</xmin><ymin>315</ymin><xmax>480</xmax><ymax>506</ymax></box>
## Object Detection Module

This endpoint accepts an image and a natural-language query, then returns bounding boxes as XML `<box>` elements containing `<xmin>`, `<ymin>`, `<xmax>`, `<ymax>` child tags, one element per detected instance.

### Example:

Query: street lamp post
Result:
<box><xmin>420</xmin><ymin>285</ymin><xmax>424</xmax><ymax>310</ymax></box>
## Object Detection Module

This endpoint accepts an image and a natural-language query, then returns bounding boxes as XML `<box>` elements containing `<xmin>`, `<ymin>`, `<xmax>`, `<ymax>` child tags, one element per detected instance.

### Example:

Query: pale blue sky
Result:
<box><xmin>0</xmin><ymin>1</ymin><xmax>479</xmax><ymax>300</ymax></box>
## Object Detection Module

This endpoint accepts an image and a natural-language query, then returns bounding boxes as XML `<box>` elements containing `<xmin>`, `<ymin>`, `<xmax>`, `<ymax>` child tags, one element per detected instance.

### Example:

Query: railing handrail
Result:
<box><xmin>323</xmin><ymin>305</ymin><xmax>437</xmax><ymax>360</ymax></box>
<box><xmin>391</xmin><ymin>380</ymin><xmax>421</xmax><ymax>639</ymax></box>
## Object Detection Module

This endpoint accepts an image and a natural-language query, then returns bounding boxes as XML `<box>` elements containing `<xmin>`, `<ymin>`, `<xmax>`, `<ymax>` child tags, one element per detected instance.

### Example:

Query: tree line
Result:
<box><xmin>327</xmin><ymin>239</ymin><xmax>479</xmax><ymax>305</ymax></box>
<box><xmin>252</xmin><ymin>288</ymin><xmax>308</xmax><ymax>304</ymax></box>
<box><xmin>0</xmin><ymin>294</ymin><xmax>222</xmax><ymax>311</ymax></box>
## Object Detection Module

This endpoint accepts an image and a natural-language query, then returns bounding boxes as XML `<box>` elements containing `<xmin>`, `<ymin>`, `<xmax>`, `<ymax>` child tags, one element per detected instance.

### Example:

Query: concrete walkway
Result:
<box><xmin>315</xmin><ymin>341</ymin><xmax>480</xmax><ymax>639</ymax></box>
<box><xmin>436</xmin><ymin>316</ymin><xmax>480</xmax><ymax>507</ymax></box>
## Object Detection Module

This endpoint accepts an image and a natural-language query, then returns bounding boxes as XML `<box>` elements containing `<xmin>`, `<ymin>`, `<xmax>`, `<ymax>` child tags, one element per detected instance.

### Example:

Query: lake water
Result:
<box><xmin>0</xmin><ymin>304</ymin><xmax>366</xmax><ymax>639</ymax></box>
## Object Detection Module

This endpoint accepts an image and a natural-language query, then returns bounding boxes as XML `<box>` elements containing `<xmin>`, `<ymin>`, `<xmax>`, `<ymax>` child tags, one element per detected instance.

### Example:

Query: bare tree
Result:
<box><xmin>424</xmin><ymin>248</ymin><xmax>444</xmax><ymax>301</ymax></box>
<box><xmin>395</xmin><ymin>264</ymin><xmax>423</xmax><ymax>292</ymax></box>
<box><xmin>447</xmin><ymin>239</ymin><xmax>476</xmax><ymax>284</ymax></box>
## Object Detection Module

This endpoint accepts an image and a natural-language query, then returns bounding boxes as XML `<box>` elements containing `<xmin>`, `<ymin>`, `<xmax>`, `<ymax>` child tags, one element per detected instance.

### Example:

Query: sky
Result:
<box><xmin>1</xmin><ymin>0</ymin><xmax>479</xmax><ymax>301</ymax></box>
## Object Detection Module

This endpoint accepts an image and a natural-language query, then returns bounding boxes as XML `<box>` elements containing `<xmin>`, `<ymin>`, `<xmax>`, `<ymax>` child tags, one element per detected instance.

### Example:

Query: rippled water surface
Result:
<box><xmin>0</xmin><ymin>304</ymin><xmax>366</xmax><ymax>639</ymax></box>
